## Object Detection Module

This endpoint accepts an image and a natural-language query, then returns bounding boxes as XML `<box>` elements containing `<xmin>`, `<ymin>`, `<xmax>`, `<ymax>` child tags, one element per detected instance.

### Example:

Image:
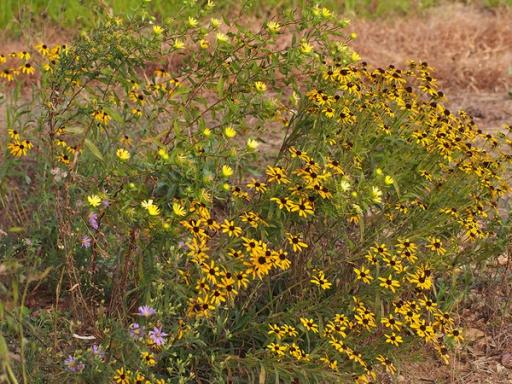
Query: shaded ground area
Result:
<box><xmin>351</xmin><ymin>4</ymin><xmax>512</xmax><ymax>383</ymax></box>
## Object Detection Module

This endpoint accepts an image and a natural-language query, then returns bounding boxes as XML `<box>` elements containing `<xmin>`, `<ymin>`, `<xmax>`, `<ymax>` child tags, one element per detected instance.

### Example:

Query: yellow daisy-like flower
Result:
<box><xmin>384</xmin><ymin>175</ymin><xmax>394</xmax><ymax>185</ymax></box>
<box><xmin>8</xmin><ymin>140</ymin><xmax>30</xmax><ymax>157</ymax></box>
<box><xmin>116</xmin><ymin>148</ymin><xmax>130</xmax><ymax>161</ymax></box>
<box><xmin>141</xmin><ymin>199</ymin><xmax>160</xmax><ymax>216</ymax></box>
<box><xmin>300</xmin><ymin>40</ymin><xmax>313</xmax><ymax>54</ymax></box>
<box><xmin>87</xmin><ymin>194</ymin><xmax>102</xmax><ymax>208</ymax></box>
<box><xmin>266</xmin><ymin>21</ymin><xmax>281</xmax><ymax>33</ymax></box>
<box><xmin>174</xmin><ymin>39</ymin><xmax>185</xmax><ymax>49</ymax></box>
<box><xmin>246</xmin><ymin>138</ymin><xmax>259</xmax><ymax>150</ymax></box>
<box><xmin>199</xmin><ymin>39</ymin><xmax>209</xmax><ymax>49</ymax></box>
<box><xmin>222</xmin><ymin>165</ymin><xmax>233</xmax><ymax>177</ymax></box>
<box><xmin>254</xmin><ymin>81</ymin><xmax>267</xmax><ymax>93</ymax></box>
<box><xmin>224</xmin><ymin>126</ymin><xmax>236</xmax><ymax>138</ymax></box>
<box><xmin>146</xmin><ymin>205</ymin><xmax>160</xmax><ymax>216</ymax></box>
<box><xmin>216</xmin><ymin>32</ymin><xmax>229</xmax><ymax>43</ymax></box>
<box><xmin>152</xmin><ymin>25</ymin><xmax>164</xmax><ymax>35</ymax></box>
<box><xmin>188</xmin><ymin>16</ymin><xmax>198</xmax><ymax>27</ymax></box>
<box><xmin>210</xmin><ymin>18</ymin><xmax>221</xmax><ymax>28</ymax></box>
<box><xmin>172</xmin><ymin>201</ymin><xmax>186</xmax><ymax>217</ymax></box>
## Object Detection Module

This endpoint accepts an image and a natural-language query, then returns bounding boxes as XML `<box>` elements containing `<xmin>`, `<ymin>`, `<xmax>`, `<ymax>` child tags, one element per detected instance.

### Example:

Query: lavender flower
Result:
<box><xmin>91</xmin><ymin>344</ymin><xmax>105</xmax><ymax>360</ymax></box>
<box><xmin>137</xmin><ymin>305</ymin><xmax>156</xmax><ymax>317</ymax></box>
<box><xmin>148</xmin><ymin>326</ymin><xmax>168</xmax><ymax>346</ymax></box>
<box><xmin>64</xmin><ymin>355</ymin><xmax>85</xmax><ymax>373</ymax></box>
<box><xmin>81</xmin><ymin>235</ymin><xmax>92</xmax><ymax>248</ymax></box>
<box><xmin>129</xmin><ymin>322</ymin><xmax>144</xmax><ymax>340</ymax></box>
<box><xmin>88</xmin><ymin>212</ymin><xmax>99</xmax><ymax>230</ymax></box>
<box><xmin>102</xmin><ymin>199</ymin><xmax>110</xmax><ymax>208</ymax></box>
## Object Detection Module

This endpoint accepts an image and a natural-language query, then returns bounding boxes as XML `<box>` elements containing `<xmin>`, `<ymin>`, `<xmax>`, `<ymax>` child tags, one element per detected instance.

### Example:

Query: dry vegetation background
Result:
<box><xmin>1</xmin><ymin>2</ymin><xmax>511</xmax><ymax>383</ymax></box>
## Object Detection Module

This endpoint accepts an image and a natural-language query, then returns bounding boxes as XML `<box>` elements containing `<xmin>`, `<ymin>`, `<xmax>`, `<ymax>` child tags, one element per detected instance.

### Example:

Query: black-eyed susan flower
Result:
<box><xmin>310</xmin><ymin>270</ymin><xmax>332</xmax><ymax>289</ymax></box>
<box><xmin>247</xmin><ymin>252</ymin><xmax>273</xmax><ymax>279</ymax></box>
<box><xmin>7</xmin><ymin>140</ymin><xmax>30</xmax><ymax>157</ymax></box>
<box><xmin>381</xmin><ymin>314</ymin><xmax>402</xmax><ymax>331</ymax></box>
<box><xmin>113</xmin><ymin>367</ymin><xmax>131</xmax><ymax>384</ymax></box>
<box><xmin>378</xmin><ymin>275</ymin><xmax>400</xmax><ymax>293</ymax></box>
<box><xmin>354</xmin><ymin>265</ymin><xmax>372</xmax><ymax>284</ymax></box>
<box><xmin>384</xmin><ymin>332</ymin><xmax>403</xmax><ymax>347</ymax></box>
<box><xmin>268</xmin><ymin>324</ymin><xmax>286</xmax><ymax>339</ymax></box>
<box><xmin>141</xmin><ymin>351</ymin><xmax>156</xmax><ymax>367</ymax></box>
<box><xmin>235</xmin><ymin>271</ymin><xmax>249</xmax><ymax>289</ymax></box>
<box><xmin>300</xmin><ymin>317</ymin><xmax>318</xmax><ymax>333</ymax></box>
<box><xmin>247</xmin><ymin>178</ymin><xmax>267</xmax><ymax>193</ymax></box>
<box><xmin>427</xmin><ymin>236</ymin><xmax>446</xmax><ymax>255</ymax></box>
<box><xmin>273</xmin><ymin>249</ymin><xmax>291</xmax><ymax>270</ymax></box>
<box><xmin>267</xmin><ymin>342</ymin><xmax>287</xmax><ymax>356</ymax></box>
<box><xmin>220</xmin><ymin>219</ymin><xmax>242</xmax><ymax>237</ymax></box>
<box><xmin>286</xmin><ymin>233</ymin><xmax>308</xmax><ymax>253</ymax></box>
<box><xmin>376</xmin><ymin>355</ymin><xmax>396</xmax><ymax>374</ymax></box>
<box><xmin>290</xmin><ymin>199</ymin><xmax>314</xmax><ymax>218</ymax></box>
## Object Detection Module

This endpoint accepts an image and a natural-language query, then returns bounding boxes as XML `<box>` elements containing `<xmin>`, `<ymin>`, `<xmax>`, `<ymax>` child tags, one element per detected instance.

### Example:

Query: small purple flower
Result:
<box><xmin>102</xmin><ymin>199</ymin><xmax>110</xmax><ymax>207</ymax></box>
<box><xmin>81</xmin><ymin>236</ymin><xmax>92</xmax><ymax>248</ymax></box>
<box><xmin>91</xmin><ymin>344</ymin><xmax>105</xmax><ymax>360</ymax></box>
<box><xmin>129</xmin><ymin>322</ymin><xmax>144</xmax><ymax>340</ymax></box>
<box><xmin>149</xmin><ymin>327</ymin><xmax>168</xmax><ymax>346</ymax></box>
<box><xmin>64</xmin><ymin>355</ymin><xmax>85</xmax><ymax>373</ymax></box>
<box><xmin>88</xmin><ymin>212</ymin><xmax>99</xmax><ymax>230</ymax></box>
<box><xmin>137</xmin><ymin>305</ymin><xmax>156</xmax><ymax>317</ymax></box>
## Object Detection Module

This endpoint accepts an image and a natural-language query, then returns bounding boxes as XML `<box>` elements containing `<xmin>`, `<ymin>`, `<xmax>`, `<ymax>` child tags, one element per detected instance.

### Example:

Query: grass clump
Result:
<box><xmin>1</xmin><ymin>2</ymin><xmax>511</xmax><ymax>383</ymax></box>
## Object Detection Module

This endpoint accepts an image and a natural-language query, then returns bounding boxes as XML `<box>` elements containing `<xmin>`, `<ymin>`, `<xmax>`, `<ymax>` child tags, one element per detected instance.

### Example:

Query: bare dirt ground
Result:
<box><xmin>350</xmin><ymin>4</ymin><xmax>512</xmax><ymax>383</ymax></box>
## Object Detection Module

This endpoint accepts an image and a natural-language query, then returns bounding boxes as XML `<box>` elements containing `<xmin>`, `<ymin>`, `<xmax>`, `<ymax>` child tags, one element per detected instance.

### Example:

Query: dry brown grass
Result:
<box><xmin>351</xmin><ymin>3</ymin><xmax>512</xmax><ymax>132</ymax></box>
<box><xmin>351</xmin><ymin>3</ymin><xmax>512</xmax><ymax>92</ymax></box>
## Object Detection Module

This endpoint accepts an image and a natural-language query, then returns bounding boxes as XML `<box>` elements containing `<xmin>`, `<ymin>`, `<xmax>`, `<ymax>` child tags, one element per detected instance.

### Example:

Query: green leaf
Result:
<box><xmin>64</xmin><ymin>126</ymin><xmax>85</xmax><ymax>135</ymax></box>
<box><xmin>216</xmin><ymin>76</ymin><xmax>224</xmax><ymax>97</ymax></box>
<box><xmin>84</xmin><ymin>138</ymin><xmax>104</xmax><ymax>161</ymax></box>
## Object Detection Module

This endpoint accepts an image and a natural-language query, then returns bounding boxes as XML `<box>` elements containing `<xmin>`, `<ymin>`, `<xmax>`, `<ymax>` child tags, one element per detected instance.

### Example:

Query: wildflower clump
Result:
<box><xmin>1</xmin><ymin>2</ymin><xmax>511</xmax><ymax>383</ymax></box>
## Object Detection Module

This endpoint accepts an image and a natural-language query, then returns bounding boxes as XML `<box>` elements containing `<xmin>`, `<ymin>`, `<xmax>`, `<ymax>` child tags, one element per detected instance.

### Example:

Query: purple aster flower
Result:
<box><xmin>88</xmin><ymin>212</ymin><xmax>99</xmax><ymax>230</ymax></box>
<box><xmin>64</xmin><ymin>355</ymin><xmax>85</xmax><ymax>373</ymax></box>
<box><xmin>102</xmin><ymin>199</ymin><xmax>110</xmax><ymax>207</ymax></box>
<box><xmin>148</xmin><ymin>326</ymin><xmax>168</xmax><ymax>346</ymax></box>
<box><xmin>137</xmin><ymin>305</ymin><xmax>156</xmax><ymax>317</ymax></box>
<box><xmin>91</xmin><ymin>344</ymin><xmax>105</xmax><ymax>360</ymax></box>
<box><xmin>129</xmin><ymin>322</ymin><xmax>144</xmax><ymax>340</ymax></box>
<box><xmin>81</xmin><ymin>235</ymin><xmax>92</xmax><ymax>248</ymax></box>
